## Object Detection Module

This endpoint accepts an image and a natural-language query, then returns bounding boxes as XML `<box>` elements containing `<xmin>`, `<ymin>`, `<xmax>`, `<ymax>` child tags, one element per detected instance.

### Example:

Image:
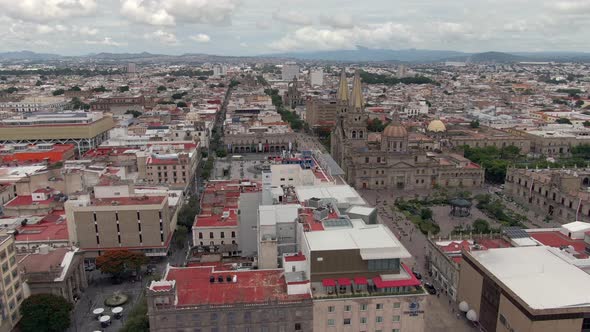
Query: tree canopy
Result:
<box><xmin>20</xmin><ymin>294</ymin><xmax>73</xmax><ymax>332</ymax></box>
<box><xmin>555</xmin><ymin>118</ymin><xmax>572</xmax><ymax>124</ymax></box>
<box><xmin>463</xmin><ymin>145</ymin><xmax>521</xmax><ymax>183</ymax></box>
<box><xmin>96</xmin><ymin>250</ymin><xmax>147</xmax><ymax>278</ymax></box>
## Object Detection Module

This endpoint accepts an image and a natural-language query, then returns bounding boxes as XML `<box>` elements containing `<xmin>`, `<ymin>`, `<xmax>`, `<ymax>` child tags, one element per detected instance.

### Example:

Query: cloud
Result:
<box><xmin>145</xmin><ymin>29</ymin><xmax>178</xmax><ymax>45</ymax></box>
<box><xmin>272</xmin><ymin>11</ymin><xmax>312</xmax><ymax>26</ymax></box>
<box><xmin>270</xmin><ymin>22</ymin><xmax>417</xmax><ymax>51</ymax></box>
<box><xmin>120</xmin><ymin>0</ymin><xmax>239</xmax><ymax>26</ymax></box>
<box><xmin>190</xmin><ymin>33</ymin><xmax>211</xmax><ymax>43</ymax></box>
<box><xmin>84</xmin><ymin>37</ymin><xmax>124</xmax><ymax>46</ymax></box>
<box><xmin>552</xmin><ymin>0</ymin><xmax>590</xmax><ymax>13</ymax></box>
<box><xmin>0</xmin><ymin>0</ymin><xmax>97</xmax><ymax>23</ymax></box>
<box><xmin>319</xmin><ymin>14</ymin><xmax>354</xmax><ymax>29</ymax></box>
<box><xmin>78</xmin><ymin>26</ymin><xmax>99</xmax><ymax>36</ymax></box>
<box><xmin>256</xmin><ymin>21</ymin><xmax>272</xmax><ymax>29</ymax></box>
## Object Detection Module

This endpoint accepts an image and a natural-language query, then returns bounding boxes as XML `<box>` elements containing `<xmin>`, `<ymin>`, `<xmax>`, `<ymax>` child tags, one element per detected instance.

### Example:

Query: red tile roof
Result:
<box><xmin>529</xmin><ymin>231</ymin><xmax>587</xmax><ymax>255</ymax></box>
<box><xmin>284</xmin><ymin>253</ymin><xmax>306</xmax><ymax>262</ymax></box>
<box><xmin>165</xmin><ymin>266</ymin><xmax>310</xmax><ymax>306</ymax></box>
<box><xmin>89</xmin><ymin>196</ymin><xmax>166</xmax><ymax>206</ymax></box>
<box><xmin>5</xmin><ymin>195</ymin><xmax>54</xmax><ymax>207</ymax></box>
<box><xmin>17</xmin><ymin>248</ymin><xmax>69</xmax><ymax>273</ymax></box>
<box><xmin>15</xmin><ymin>213</ymin><xmax>68</xmax><ymax>242</ymax></box>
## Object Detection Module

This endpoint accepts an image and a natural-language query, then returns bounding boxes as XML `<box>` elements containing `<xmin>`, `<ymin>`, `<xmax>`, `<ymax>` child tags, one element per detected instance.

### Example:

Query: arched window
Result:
<box><xmin>352</xmin><ymin>131</ymin><xmax>357</xmax><ymax>139</ymax></box>
<box><xmin>359</xmin><ymin>131</ymin><xmax>364</xmax><ymax>138</ymax></box>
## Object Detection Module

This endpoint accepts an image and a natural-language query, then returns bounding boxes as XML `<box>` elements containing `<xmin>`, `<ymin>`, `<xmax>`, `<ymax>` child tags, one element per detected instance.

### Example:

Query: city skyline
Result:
<box><xmin>0</xmin><ymin>0</ymin><xmax>588</xmax><ymax>56</ymax></box>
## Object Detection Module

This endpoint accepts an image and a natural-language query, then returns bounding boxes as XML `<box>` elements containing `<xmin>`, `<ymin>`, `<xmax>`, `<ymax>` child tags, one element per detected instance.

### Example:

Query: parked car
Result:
<box><xmin>412</xmin><ymin>271</ymin><xmax>422</xmax><ymax>280</ymax></box>
<box><xmin>424</xmin><ymin>283</ymin><xmax>437</xmax><ymax>295</ymax></box>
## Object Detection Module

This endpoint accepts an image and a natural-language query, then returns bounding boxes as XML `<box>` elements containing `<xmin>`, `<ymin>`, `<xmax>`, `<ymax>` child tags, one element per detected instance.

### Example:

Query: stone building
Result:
<box><xmin>331</xmin><ymin>70</ymin><xmax>485</xmax><ymax>190</ymax></box>
<box><xmin>283</xmin><ymin>77</ymin><xmax>305</xmax><ymax>109</ymax></box>
<box><xmin>505</xmin><ymin>167</ymin><xmax>590</xmax><ymax>223</ymax></box>
<box><xmin>17</xmin><ymin>246</ymin><xmax>87</xmax><ymax>303</ymax></box>
<box><xmin>224</xmin><ymin>131</ymin><xmax>297</xmax><ymax>154</ymax></box>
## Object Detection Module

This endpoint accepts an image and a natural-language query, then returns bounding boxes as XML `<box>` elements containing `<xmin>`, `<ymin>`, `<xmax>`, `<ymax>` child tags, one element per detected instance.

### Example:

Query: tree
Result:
<box><xmin>470</xmin><ymin>120</ymin><xmax>480</xmax><ymax>128</ymax></box>
<box><xmin>367</xmin><ymin>118</ymin><xmax>387</xmax><ymax>132</ymax></box>
<box><xmin>52</xmin><ymin>89</ymin><xmax>64</xmax><ymax>96</ymax></box>
<box><xmin>473</xmin><ymin>219</ymin><xmax>491</xmax><ymax>234</ymax></box>
<box><xmin>176</xmin><ymin>101</ymin><xmax>188</xmax><ymax>107</ymax></box>
<box><xmin>575</xmin><ymin>100</ymin><xmax>585</xmax><ymax>108</ymax></box>
<box><xmin>118</xmin><ymin>85</ymin><xmax>130</xmax><ymax>92</ymax></box>
<box><xmin>157</xmin><ymin>85</ymin><xmax>167</xmax><ymax>92</ymax></box>
<box><xmin>216</xmin><ymin>148</ymin><xmax>228</xmax><ymax>158</ymax></box>
<box><xmin>178</xmin><ymin>195</ymin><xmax>200</xmax><ymax>229</ymax></box>
<box><xmin>583</xmin><ymin>121</ymin><xmax>590</xmax><ymax>128</ymax></box>
<box><xmin>420</xmin><ymin>208</ymin><xmax>433</xmax><ymax>221</ymax></box>
<box><xmin>174</xmin><ymin>225</ymin><xmax>188</xmax><ymax>248</ymax></box>
<box><xmin>20</xmin><ymin>294</ymin><xmax>73</xmax><ymax>332</ymax></box>
<box><xmin>93</xmin><ymin>85</ymin><xmax>108</xmax><ymax>92</ymax></box>
<box><xmin>125</xmin><ymin>110</ymin><xmax>142</xmax><ymax>118</ymax></box>
<box><xmin>119</xmin><ymin>297</ymin><xmax>149</xmax><ymax>332</ymax></box>
<box><xmin>96</xmin><ymin>250</ymin><xmax>147</xmax><ymax>279</ymax></box>
<box><xmin>35</xmin><ymin>80</ymin><xmax>43</xmax><ymax>86</ymax></box>
<box><xmin>555</xmin><ymin>118</ymin><xmax>572</xmax><ymax>124</ymax></box>
<box><xmin>68</xmin><ymin>86</ymin><xmax>81</xmax><ymax>91</ymax></box>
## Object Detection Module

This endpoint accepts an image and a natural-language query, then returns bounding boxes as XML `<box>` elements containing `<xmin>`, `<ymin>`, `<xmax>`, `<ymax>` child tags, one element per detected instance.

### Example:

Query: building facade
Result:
<box><xmin>0</xmin><ymin>235</ymin><xmax>23</xmax><ymax>332</ymax></box>
<box><xmin>331</xmin><ymin>70</ymin><xmax>484</xmax><ymax>190</ymax></box>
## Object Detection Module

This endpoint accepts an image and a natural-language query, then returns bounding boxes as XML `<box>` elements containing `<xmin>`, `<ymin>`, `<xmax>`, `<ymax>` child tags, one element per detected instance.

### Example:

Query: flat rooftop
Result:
<box><xmin>15</xmin><ymin>213</ymin><xmax>68</xmax><ymax>242</ymax></box>
<box><xmin>469</xmin><ymin>246</ymin><xmax>590</xmax><ymax>310</ymax></box>
<box><xmin>163</xmin><ymin>266</ymin><xmax>311</xmax><ymax>306</ymax></box>
<box><xmin>294</xmin><ymin>185</ymin><xmax>366</xmax><ymax>207</ymax></box>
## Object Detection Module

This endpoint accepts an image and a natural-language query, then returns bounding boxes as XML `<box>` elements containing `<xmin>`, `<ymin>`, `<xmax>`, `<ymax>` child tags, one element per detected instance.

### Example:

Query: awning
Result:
<box><xmin>337</xmin><ymin>278</ymin><xmax>351</xmax><ymax>286</ymax></box>
<box><xmin>322</xmin><ymin>279</ymin><xmax>336</xmax><ymax>287</ymax></box>
<box><xmin>353</xmin><ymin>277</ymin><xmax>368</xmax><ymax>285</ymax></box>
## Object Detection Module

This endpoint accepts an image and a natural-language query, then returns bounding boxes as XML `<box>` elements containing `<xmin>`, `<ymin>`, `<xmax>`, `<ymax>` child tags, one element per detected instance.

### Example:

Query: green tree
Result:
<box><xmin>177</xmin><ymin>101</ymin><xmax>188</xmax><ymax>107</ymax></box>
<box><xmin>473</xmin><ymin>219</ymin><xmax>491</xmax><ymax>233</ymax></box>
<box><xmin>583</xmin><ymin>121</ymin><xmax>590</xmax><ymax>127</ymax></box>
<box><xmin>125</xmin><ymin>110</ymin><xmax>142</xmax><ymax>118</ymax></box>
<box><xmin>35</xmin><ymin>80</ymin><xmax>43</xmax><ymax>86</ymax></box>
<box><xmin>96</xmin><ymin>250</ymin><xmax>147</xmax><ymax>279</ymax></box>
<box><xmin>575</xmin><ymin>100</ymin><xmax>585</xmax><ymax>108</ymax></box>
<box><xmin>555</xmin><ymin>118</ymin><xmax>572</xmax><ymax>124</ymax></box>
<box><xmin>93</xmin><ymin>85</ymin><xmax>108</xmax><ymax>92</ymax></box>
<box><xmin>68</xmin><ymin>86</ymin><xmax>81</xmax><ymax>91</ymax></box>
<box><xmin>470</xmin><ymin>120</ymin><xmax>480</xmax><ymax>128</ymax></box>
<box><xmin>52</xmin><ymin>89</ymin><xmax>64</xmax><ymax>96</ymax></box>
<box><xmin>216</xmin><ymin>148</ymin><xmax>228</xmax><ymax>158</ymax></box>
<box><xmin>367</xmin><ymin>118</ymin><xmax>387</xmax><ymax>132</ymax></box>
<box><xmin>20</xmin><ymin>294</ymin><xmax>73</xmax><ymax>332</ymax></box>
<box><xmin>174</xmin><ymin>225</ymin><xmax>188</xmax><ymax>248</ymax></box>
<box><xmin>119</xmin><ymin>297</ymin><xmax>149</xmax><ymax>332</ymax></box>
<box><xmin>177</xmin><ymin>195</ymin><xmax>200</xmax><ymax>229</ymax></box>
<box><xmin>420</xmin><ymin>208</ymin><xmax>433</xmax><ymax>221</ymax></box>
<box><xmin>157</xmin><ymin>85</ymin><xmax>167</xmax><ymax>92</ymax></box>
<box><xmin>118</xmin><ymin>85</ymin><xmax>130</xmax><ymax>92</ymax></box>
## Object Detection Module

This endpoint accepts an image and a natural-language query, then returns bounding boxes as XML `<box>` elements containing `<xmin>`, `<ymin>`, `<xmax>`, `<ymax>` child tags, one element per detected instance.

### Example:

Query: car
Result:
<box><xmin>412</xmin><ymin>271</ymin><xmax>422</xmax><ymax>280</ymax></box>
<box><xmin>424</xmin><ymin>283</ymin><xmax>437</xmax><ymax>295</ymax></box>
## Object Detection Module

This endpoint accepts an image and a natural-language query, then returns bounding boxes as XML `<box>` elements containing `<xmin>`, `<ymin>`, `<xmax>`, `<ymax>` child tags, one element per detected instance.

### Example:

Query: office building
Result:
<box><xmin>282</xmin><ymin>62</ymin><xmax>299</xmax><ymax>81</ymax></box>
<box><xmin>310</xmin><ymin>69</ymin><xmax>324</xmax><ymax>86</ymax></box>
<box><xmin>0</xmin><ymin>235</ymin><xmax>23</xmax><ymax>332</ymax></box>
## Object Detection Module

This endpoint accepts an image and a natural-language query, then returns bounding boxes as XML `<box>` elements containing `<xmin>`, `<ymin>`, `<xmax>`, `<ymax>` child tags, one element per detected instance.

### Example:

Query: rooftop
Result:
<box><xmin>88</xmin><ymin>195</ymin><xmax>166</xmax><ymax>207</ymax></box>
<box><xmin>528</xmin><ymin>230</ymin><xmax>588</xmax><ymax>258</ymax></box>
<box><xmin>468</xmin><ymin>246</ymin><xmax>590</xmax><ymax>310</ymax></box>
<box><xmin>162</xmin><ymin>265</ymin><xmax>311</xmax><ymax>306</ymax></box>
<box><xmin>15</xmin><ymin>213</ymin><xmax>68</xmax><ymax>242</ymax></box>
<box><xmin>17</xmin><ymin>247</ymin><xmax>69</xmax><ymax>274</ymax></box>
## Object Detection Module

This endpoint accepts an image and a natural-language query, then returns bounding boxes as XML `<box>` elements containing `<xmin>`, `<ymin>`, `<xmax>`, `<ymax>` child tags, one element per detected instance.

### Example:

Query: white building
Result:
<box><xmin>282</xmin><ymin>62</ymin><xmax>299</xmax><ymax>81</ymax></box>
<box><xmin>0</xmin><ymin>96</ymin><xmax>68</xmax><ymax>113</ymax></box>
<box><xmin>310</xmin><ymin>69</ymin><xmax>324</xmax><ymax>86</ymax></box>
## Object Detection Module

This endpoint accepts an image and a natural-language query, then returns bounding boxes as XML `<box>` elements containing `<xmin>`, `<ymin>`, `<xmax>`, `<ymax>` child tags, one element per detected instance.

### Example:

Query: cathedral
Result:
<box><xmin>331</xmin><ymin>69</ymin><xmax>485</xmax><ymax>190</ymax></box>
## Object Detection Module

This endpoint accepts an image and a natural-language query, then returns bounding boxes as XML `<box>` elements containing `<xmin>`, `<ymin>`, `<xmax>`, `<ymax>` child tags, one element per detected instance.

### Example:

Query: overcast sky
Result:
<box><xmin>0</xmin><ymin>0</ymin><xmax>588</xmax><ymax>55</ymax></box>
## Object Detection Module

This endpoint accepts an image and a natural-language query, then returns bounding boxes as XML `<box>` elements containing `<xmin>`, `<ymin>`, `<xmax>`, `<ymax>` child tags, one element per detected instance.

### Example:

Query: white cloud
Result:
<box><xmin>552</xmin><ymin>0</ymin><xmax>590</xmax><ymax>13</ymax></box>
<box><xmin>319</xmin><ymin>14</ymin><xmax>354</xmax><ymax>29</ymax></box>
<box><xmin>272</xmin><ymin>11</ymin><xmax>312</xmax><ymax>26</ymax></box>
<box><xmin>84</xmin><ymin>37</ymin><xmax>124</xmax><ymax>46</ymax></box>
<box><xmin>190</xmin><ymin>33</ymin><xmax>211</xmax><ymax>43</ymax></box>
<box><xmin>120</xmin><ymin>0</ymin><xmax>239</xmax><ymax>26</ymax></box>
<box><xmin>270</xmin><ymin>22</ymin><xmax>417</xmax><ymax>51</ymax></box>
<box><xmin>0</xmin><ymin>0</ymin><xmax>97</xmax><ymax>23</ymax></box>
<box><xmin>145</xmin><ymin>29</ymin><xmax>178</xmax><ymax>45</ymax></box>
<box><xmin>79</xmin><ymin>26</ymin><xmax>99</xmax><ymax>36</ymax></box>
<box><xmin>256</xmin><ymin>21</ymin><xmax>272</xmax><ymax>29</ymax></box>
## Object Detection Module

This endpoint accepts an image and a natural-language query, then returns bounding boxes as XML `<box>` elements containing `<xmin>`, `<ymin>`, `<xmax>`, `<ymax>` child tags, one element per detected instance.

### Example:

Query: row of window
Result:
<box><xmin>328</xmin><ymin>302</ymin><xmax>401</xmax><ymax>312</ymax></box>
<box><xmin>328</xmin><ymin>317</ymin><xmax>401</xmax><ymax>328</ymax></box>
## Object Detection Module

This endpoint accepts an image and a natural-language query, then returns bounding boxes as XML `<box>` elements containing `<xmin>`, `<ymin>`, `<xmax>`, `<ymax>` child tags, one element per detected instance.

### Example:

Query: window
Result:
<box><xmin>393</xmin><ymin>302</ymin><xmax>401</xmax><ymax>309</ymax></box>
<box><xmin>199</xmin><ymin>232</ymin><xmax>203</xmax><ymax>239</ymax></box>
<box><xmin>220</xmin><ymin>232</ymin><xmax>225</xmax><ymax>238</ymax></box>
<box><xmin>343</xmin><ymin>318</ymin><xmax>351</xmax><ymax>325</ymax></box>
<box><xmin>328</xmin><ymin>306</ymin><xmax>335</xmax><ymax>313</ymax></box>
<box><xmin>231</xmin><ymin>231</ymin><xmax>236</xmax><ymax>238</ymax></box>
<box><xmin>344</xmin><ymin>305</ymin><xmax>351</xmax><ymax>312</ymax></box>
<box><xmin>360</xmin><ymin>317</ymin><xmax>367</xmax><ymax>324</ymax></box>
<box><xmin>499</xmin><ymin>314</ymin><xmax>507</xmax><ymax>326</ymax></box>
<box><xmin>294</xmin><ymin>323</ymin><xmax>301</xmax><ymax>331</ymax></box>
<box><xmin>327</xmin><ymin>319</ymin><xmax>335</xmax><ymax>326</ymax></box>
<box><xmin>210</xmin><ymin>232</ymin><xmax>214</xmax><ymax>239</ymax></box>
<box><xmin>376</xmin><ymin>303</ymin><xmax>383</xmax><ymax>310</ymax></box>
<box><xmin>393</xmin><ymin>315</ymin><xmax>400</xmax><ymax>322</ymax></box>
<box><xmin>376</xmin><ymin>316</ymin><xmax>383</xmax><ymax>323</ymax></box>
<box><xmin>393</xmin><ymin>329</ymin><xmax>400</xmax><ymax>332</ymax></box>
<box><xmin>360</xmin><ymin>303</ymin><xmax>367</xmax><ymax>311</ymax></box>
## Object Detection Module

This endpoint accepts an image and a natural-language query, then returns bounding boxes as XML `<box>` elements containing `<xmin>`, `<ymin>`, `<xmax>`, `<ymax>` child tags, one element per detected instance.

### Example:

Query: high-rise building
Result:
<box><xmin>127</xmin><ymin>62</ymin><xmax>137</xmax><ymax>73</ymax></box>
<box><xmin>282</xmin><ymin>62</ymin><xmax>299</xmax><ymax>81</ymax></box>
<box><xmin>310</xmin><ymin>69</ymin><xmax>324</xmax><ymax>86</ymax></box>
<box><xmin>0</xmin><ymin>234</ymin><xmax>23</xmax><ymax>332</ymax></box>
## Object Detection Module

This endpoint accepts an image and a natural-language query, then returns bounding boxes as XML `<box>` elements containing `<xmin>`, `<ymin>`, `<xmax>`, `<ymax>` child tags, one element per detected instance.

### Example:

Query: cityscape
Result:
<box><xmin>0</xmin><ymin>1</ymin><xmax>590</xmax><ymax>332</ymax></box>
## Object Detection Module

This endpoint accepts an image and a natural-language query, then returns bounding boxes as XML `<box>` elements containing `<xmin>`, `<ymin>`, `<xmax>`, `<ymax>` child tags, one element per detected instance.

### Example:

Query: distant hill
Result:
<box><xmin>0</xmin><ymin>50</ymin><xmax>61</xmax><ymax>61</ymax></box>
<box><xmin>263</xmin><ymin>48</ymin><xmax>469</xmax><ymax>62</ymax></box>
<box><xmin>443</xmin><ymin>51</ymin><xmax>529</xmax><ymax>63</ymax></box>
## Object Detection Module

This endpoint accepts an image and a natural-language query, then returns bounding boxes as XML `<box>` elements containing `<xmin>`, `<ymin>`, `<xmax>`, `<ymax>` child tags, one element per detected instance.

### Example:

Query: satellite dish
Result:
<box><xmin>466</xmin><ymin>309</ymin><xmax>478</xmax><ymax>321</ymax></box>
<box><xmin>459</xmin><ymin>301</ymin><xmax>469</xmax><ymax>312</ymax></box>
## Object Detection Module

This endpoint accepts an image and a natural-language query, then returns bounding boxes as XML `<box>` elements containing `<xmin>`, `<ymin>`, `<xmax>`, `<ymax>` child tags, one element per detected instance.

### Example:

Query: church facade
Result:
<box><xmin>331</xmin><ymin>70</ymin><xmax>485</xmax><ymax>190</ymax></box>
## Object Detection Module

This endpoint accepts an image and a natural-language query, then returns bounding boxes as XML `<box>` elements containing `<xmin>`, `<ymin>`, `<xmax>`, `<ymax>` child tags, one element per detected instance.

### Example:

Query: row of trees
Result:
<box><xmin>264</xmin><ymin>88</ymin><xmax>304</xmax><ymax>130</ymax></box>
<box><xmin>463</xmin><ymin>145</ymin><xmax>521</xmax><ymax>183</ymax></box>
<box><xmin>359</xmin><ymin>71</ymin><xmax>437</xmax><ymax>86</ymax></box>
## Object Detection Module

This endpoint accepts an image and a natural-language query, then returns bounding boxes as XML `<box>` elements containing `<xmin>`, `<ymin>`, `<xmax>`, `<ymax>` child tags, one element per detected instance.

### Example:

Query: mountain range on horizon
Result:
<box><xmin>1</xmin><ymin>48</ymin><xmax>590</xmax><ymax>64</ymax></box>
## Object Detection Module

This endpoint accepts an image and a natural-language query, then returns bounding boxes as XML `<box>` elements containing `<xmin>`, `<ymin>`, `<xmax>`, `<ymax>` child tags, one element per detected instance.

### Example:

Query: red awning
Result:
<box><xmin>353</xmin><ymin>277</ymin><xmax>368</xmax><ymax>285</ymax></box>
<box><xmin>322</xmin><ymin>279</ymin><xmax>336</xmax><ymax>287</ymax></box>
<box><xmin>337</xmin><ymin>278</ymin><xmax>351</xmax><ymax>286</ymax></box>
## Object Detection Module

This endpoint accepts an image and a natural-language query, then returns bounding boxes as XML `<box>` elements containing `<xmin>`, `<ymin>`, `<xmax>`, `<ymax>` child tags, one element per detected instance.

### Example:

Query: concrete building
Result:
<box><xmin>0</xmin><ymin>234</ymin><xmax>23</xmax><ymax>332</ymax></box>
<box><xmin>505</xmin><ymin>167</ymin><xmax>590</xmax><ymax>223</ymax></box>
<box><xmin>0</xmin><ymin>96</ymin><xmax>67</xmax><ymax>113</ymax></box>
<box><xmin>507</xmin><ymin>125</ymin><xmax>590</xmax><ymax>157</ymax></box>
<box><xmin>0</xmin><ymin>112</ymin><xmax>115</xmax><ymax>154</ymax></box>
<box><xmin>0</xmin><ymin>143</ymin><xmax>75</xmax><ymax>164</ymax></box>
<box><xmin>146</xmin><ymin>265</ymin><xmax>313</xmax><ymax>332</ymax></box>
<box><xmin>138</xmin><ymin>142</ymin><xmax>200</xmax><ymax>192</ymax></box>
<box><xmin>127</xmin><ymin>62</ymin><xmax>137</xmax><ymax>74</ymax></box>
<box><xmin>457</xmin><ymin>246</ymin><xmax>590</xmax><ymax>332</ymax></box>
<box><xmin>64</xmin><ymin>184</ymin><xmax>179</xmax><ymax>258</ymax></box>
<box><xmin>331</xmin><ymin>69</ymin><xmax>485</xmax><ymax>190</ymax></box>
<box><xmin>305</xmin><ymin>98</ymin><xmax>339</xmax><ymax>130</ymax></box>
<box><xmin>17</xmin><ymin>246</ymin><xmax>87</xmax><ymax>303</ymax></box>
<box><xmin>282</xmin><ymin>61</ymin><xmax>299</xmax><ymax>81</ymax></box>
<box><xmin>90</xmin><ymin>95</ymin><xmax>145</xmax><ymax>116</ymax></box>
<box><xmin>310</xmin><ymin>69</ymin><xmax>324</xmax><ymax>86</ymax></box>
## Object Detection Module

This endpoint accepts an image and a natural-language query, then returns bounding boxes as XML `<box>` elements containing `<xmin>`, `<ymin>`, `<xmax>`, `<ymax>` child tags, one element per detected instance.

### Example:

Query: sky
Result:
<box><xmin>0</xmin><ymin>0</ymin><xmax>589</xmax><ymax>56</ymax></box>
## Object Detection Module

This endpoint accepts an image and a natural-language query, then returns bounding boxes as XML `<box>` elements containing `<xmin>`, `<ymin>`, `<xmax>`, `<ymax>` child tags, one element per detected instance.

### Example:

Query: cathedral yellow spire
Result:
<box><xmin>336</xmin><ymin>68</ymin><xmax>349</xmax><ymax>102</ymax></box>
<box><xmin>350</xmin><ymin>69</ymin><xmax>364</xmax><ymax>111</ymax></box>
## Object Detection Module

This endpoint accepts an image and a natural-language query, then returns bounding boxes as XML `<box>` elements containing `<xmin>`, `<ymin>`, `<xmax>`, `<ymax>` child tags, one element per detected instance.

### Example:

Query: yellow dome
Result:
<box><xmin>427</xmin><ymin>119</ymin><xmax>446</xmax><ymax>132</ymax></box>
<box><xmin>382</xmin><ymin>123</ymin><xmax>408</xmax><ymax>138</ymax></box>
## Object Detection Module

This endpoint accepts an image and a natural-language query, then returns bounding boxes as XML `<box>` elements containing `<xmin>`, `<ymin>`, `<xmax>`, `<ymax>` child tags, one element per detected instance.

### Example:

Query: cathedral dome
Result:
<box><xmin>427</xmin><ymin>119</ymin><xmax>446</xmax><ymax>133</ymax></box>
<box><xmin>382</xmin><ymin>123</ymin><xmax>408</xmax><ymax>138</ymax></box>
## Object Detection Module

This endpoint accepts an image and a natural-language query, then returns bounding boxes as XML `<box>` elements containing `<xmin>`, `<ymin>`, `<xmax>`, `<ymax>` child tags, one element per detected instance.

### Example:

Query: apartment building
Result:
<box><xmin>0</xmin><ymin>235</ymin><xmax>23</xmax><ymax>332</ymax></box>
<box><xmin>65</xmin><ymin>184</ymin><xmax>177</xmax><ymax>258</ymax></box>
